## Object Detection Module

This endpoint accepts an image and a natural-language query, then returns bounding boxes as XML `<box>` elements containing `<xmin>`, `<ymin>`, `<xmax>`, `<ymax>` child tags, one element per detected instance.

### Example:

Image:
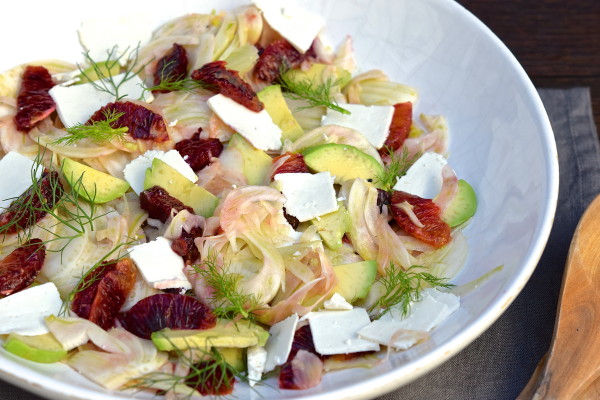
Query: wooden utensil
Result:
<box><xmin>519</xmin><ymin>194</ymin><xmax>600</xmax><ymax>399</ymax></box>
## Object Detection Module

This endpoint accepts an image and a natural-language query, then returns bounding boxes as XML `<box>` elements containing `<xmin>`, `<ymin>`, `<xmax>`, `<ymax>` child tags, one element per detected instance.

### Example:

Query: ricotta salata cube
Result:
<box><xmin>322</xmin><ymin>104</ymin><xmax>395</xmax><ymax>149</ymax></box>
<box><xmin>358</xmin><ymin>288</ymin><xmax>459</xmax><ymax>349</ymax></box>
<box><xmin>308</xmin><ymin>308</ymin><xmax>380</xmax><ymax>355</ymax></box>
<box><xmin>123</xmin><ymin>150</ymin><xmax>198</xmax><ymax>195</ymax></box>
<box><xmin>252</xmin><ymin>0</ymin><xmax>325</xmax><ymax>53</ymax></box>
<box><xmin>392</xmin><ymin>152</ymin><xmax>448</xmax><ymax>199</ymax></box>
<box><xmin>274</xmin><ymin>172</ymin><xmax>338</xmax><ymax>222</ymax></box>
<box><xmin>0</xmin><ymin>282</ymin><xmax>62</xmax><ymax>336</ymax></box>
<box><xmin>207</xmin><ymin>94</ymin><xmax>282</xmax><ymax>151</ymax></box>
<box><xmin>49</xmin><ymin>74</ymin><xmax>152</xmax><ymax>128</ymax></box>
<box><xmin>264</xmin><ymin>313</ymin><xmax>299</xmax><ymax>373</ymax></box>
<box><xmin>129</xmin><ymin>237</ymin><xmax>192</xmax><ymax>291</ymax></box>
<box><xmin>247</xmin><ymin>345</ymin><xmax>268</xmax><ymax>387</ymax></box>
<box><xmin>0</xmin><ymin>151</ymin><xmax>42</xmax><ymax>210</ymax></box>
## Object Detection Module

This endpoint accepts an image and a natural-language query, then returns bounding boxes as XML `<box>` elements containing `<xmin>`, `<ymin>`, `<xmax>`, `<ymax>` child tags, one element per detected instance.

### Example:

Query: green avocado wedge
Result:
<box><xmin>333</xmin><ymin>260</ymin><xmax>378</xmax><ymax>303</ymax></box>
<box><xmin>442</xmin><ymin>179</ymin><xmax>477</xmax><ymax>227</ymax></box>
<box><xmin>3</xmin><ymin>332</ymin><xmax>67</xmax><ymax>363</ymax></box>
<box><xmin>151</xmin><ymin>319</ymin><xmax>269</xmax><ymax>352</ymax></box>
<box><xmin>62</xmin><ymin>158</ymin><xmax>129</xmax><ymax>203</ymax></box>
<box><xmin>302</xmin><ymin>143</ymin><xmax>384</xmax><ymax>184</ymax></box>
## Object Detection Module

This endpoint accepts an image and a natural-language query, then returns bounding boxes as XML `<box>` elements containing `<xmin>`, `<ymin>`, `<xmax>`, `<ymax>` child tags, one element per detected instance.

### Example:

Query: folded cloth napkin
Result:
<box><xmin>1</xmin><ymin>88</ymin><xmax>598</xmax><ymax>400</ymax></box>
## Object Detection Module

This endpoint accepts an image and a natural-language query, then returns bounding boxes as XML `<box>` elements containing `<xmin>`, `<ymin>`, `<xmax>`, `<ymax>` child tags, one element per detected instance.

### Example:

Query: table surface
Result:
<box><xmin>457</xmin><ymin>0</ymin><xmax>600</xmax><ymax>133</ymax></box>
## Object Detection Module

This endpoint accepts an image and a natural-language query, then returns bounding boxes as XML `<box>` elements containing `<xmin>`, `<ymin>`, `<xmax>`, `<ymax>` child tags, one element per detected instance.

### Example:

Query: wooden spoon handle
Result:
<box><xmin>518</xmin><ymin>194</ymin><xmax>600</xmax><ymax>399</ymax></box>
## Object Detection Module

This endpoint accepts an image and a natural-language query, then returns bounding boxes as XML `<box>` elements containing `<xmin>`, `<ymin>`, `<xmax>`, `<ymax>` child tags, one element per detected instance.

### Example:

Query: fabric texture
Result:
<box><xmin>1</xmin><ymin>88</ymin><xmax>598</xmax><ymax>400</ymax></box>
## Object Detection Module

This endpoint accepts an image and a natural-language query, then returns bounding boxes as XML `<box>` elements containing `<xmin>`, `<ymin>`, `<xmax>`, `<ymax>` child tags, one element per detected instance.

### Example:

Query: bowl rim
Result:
<box><xmin>0</xmin><ymin>0</ymin><xmax>559</xmax><ymax>399</ymax></box>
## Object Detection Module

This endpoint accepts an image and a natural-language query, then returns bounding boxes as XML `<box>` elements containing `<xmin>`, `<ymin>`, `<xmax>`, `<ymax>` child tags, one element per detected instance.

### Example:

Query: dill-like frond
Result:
<box><xmin>53</xmin><ymin>109</ymin><xmax>128</xmax><ymax>145</ymax></box>
<box><xmin>145</xmin><ymin>77</ymin><xmax>210</xmax><ymax>93</ymax></box>
<box><xmin>278</xmin><ymin>72</ymin><xmax>351</xmax><ymax>115</ymax></box>
<box><xmin>372</xmin><ymin>263</ymin><xmax>454</xmax><ymax>318</ymax></box>
<box><xmin>375</xmin><ymin>147</ymin><xmax>421</xmax><ymax>192</ymax></box>
<box><xmin>191</xmin><ymin>251</ymin><xmax>261</xmax><ymax>323</ymax></box>
<box><xmin>127</xmin><ymin>339</ymin><xmax>251</xmax><ymax>400</ymax></box>
<box><xmin>78</xmin><ymin>44</ymin><xmax>149</xmax><ymax>101</ymax></box>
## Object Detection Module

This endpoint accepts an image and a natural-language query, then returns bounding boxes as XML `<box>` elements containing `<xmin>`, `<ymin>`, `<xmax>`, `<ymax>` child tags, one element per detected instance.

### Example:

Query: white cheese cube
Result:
<box><xmin>322</xmin><ymin>104</ymin><xmax>394</xmax><ymax>149</ymax></box>
<box><xmin>49</xmin><ymin>73</ymin><xmax>152</xmax><ymax>128</ymax></box>
<box><xmin>358</xmin><ymin>288</ymin><xmax>459</xmax><ymax>350</ymax></box>
<box><xmin>207</xmin><ymin>94</ymin><xmax>282</xmax><ymax>151</ymax></box>
<box><xmin>123</xmin><ymin>150</ymin><xmax>198</xmax><ymax>195</ymax></box>
<box><xmin>0</xmin><ymin>282</ymin><xmax>62</xmax><ymax>336</ymax></box>
<box><xmin>129</xmin><ymin>237</ymin><xmax>192</xmax><ymax>291</ymax></box>
<box><xmin>253</xmin><ymin>0</ymin><xmax>325</xmax><ymax>53</ymax></box>
<box><xmin>392</xmin><ymin>152</ymin><xmax>448</xmax><ymax>199</ymax></box>
<box><xmin>247</xmin><ymin>345</ymin><xmax>267</xmax><ymax>387</ymax></box>
<box><xmin>78</xmin><ymin>16</ymin><xmax>152</xmax><ymax>64</ymax></box>
<box><xmin>264</xmin><ymin>313</ymin><xmax>299</xmax><ymax>373</ymax></box>
<box><xmin>324</xmin><ymin>292</ymin><xmax>353</xmax><ymax>310</ymax></box>
<box><xmin>0</xmin><ymin>151</ymin><xmax>42</xmax><ymax>210</ymax></box>
<box><xmin>274</xmin><ymin>172</ymin><xmax>338</xmax><ymax>222</ymax></box>
<box><xmin>308</xmin><ymin>308</ymin><xmax>380</xmax><ymax>355</ymax></box>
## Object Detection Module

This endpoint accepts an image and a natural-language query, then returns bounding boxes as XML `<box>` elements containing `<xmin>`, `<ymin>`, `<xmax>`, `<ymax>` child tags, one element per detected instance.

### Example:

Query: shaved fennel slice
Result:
<box><xmin>346</xmin><ymin>179</ymin><xmax>379</xmax><ymax>261</ymax></box>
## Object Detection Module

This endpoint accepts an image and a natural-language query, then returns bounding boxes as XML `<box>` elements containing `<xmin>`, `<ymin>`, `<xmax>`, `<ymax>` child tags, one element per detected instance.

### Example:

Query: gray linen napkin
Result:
<box><xmin>1</xmin><ymin>88</ymin><xmax>598</xmax><ymax>400</ymax></box>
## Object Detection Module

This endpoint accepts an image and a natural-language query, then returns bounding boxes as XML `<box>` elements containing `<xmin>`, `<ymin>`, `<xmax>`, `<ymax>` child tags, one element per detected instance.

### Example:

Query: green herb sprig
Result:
<box><xmin>191</xmin><ymin>251</ymin><xmax>261</xmax><ymax>323</ymax></box>
<box><xmin>128</xmin><ymin>337</ymin><xmax>249</xmax><ymax>400</ymax></box>
<box><xmin>53</xmin><ymin>109</ymin><xmax>128</xmax><ymax>146</ymax></box>
<box><xmin>375</xmin><ymin>147</ymin><xmax>421</xmax><ymax>192</ymax></box>
<box><xmin>371</xmin><ymin>263</ymin><xmax>454</xmax><ymax>318</ymax></box>
<box><xmin>78</xmin><ymin>44</ymin><xmax>149</xmax><ymax>101</ymax></box>
<box><xmin>278</xmin><ymin>72</ymin><xmax>351</xmax><ymax>115</ymax></box>
<box><xmin>0</xmin><ymin>149</ymin><xmax>106</xmax><ymax>252</ymax></box>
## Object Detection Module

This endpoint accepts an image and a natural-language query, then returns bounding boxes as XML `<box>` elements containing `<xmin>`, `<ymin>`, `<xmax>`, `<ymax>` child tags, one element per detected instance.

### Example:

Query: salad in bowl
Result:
<box><xmin>0</xmin><ymin>0</ymin><xmax>481</xmax><ymax>398</ymax></box>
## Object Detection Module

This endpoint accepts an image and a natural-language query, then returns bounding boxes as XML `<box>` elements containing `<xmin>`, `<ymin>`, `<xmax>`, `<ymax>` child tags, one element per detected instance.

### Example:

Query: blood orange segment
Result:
<box><xmin>390</xmin><ymin>191</ymin><xmax>451</xmax><ymax>248</ymax></box>
<box><xmin>191</xmin><ymin>61</ymin><xmax>263</xmax><ymax>112</ymax></box>
<box><xmin>71</xmin><ymin>258</ymin><xmax>136</xmax><ymax>330</ymax></box>
<box><xmin>154</xmin><ymin>43</ymin><xmax>189</xmax><ymax>93</ymax></box>
<box><xmin>254</xmin><ymin>39</ymin><xmax>304</xmax><ymax>84</ymax></box>
<box><xmin>139</xmin><ymin>185</ymin><xmax>194</xmax><ymax>223</ymax></box>
<box><xmin>118</xmin><ymin>293</ymin><xmax>216</xmax><ymax>339</ymax></box>
<box><xmin>382</xmin><ymin>102</ymin><xmax>412</xmax><ymax>153</ymax></box>
<box><xmin>174</xmin><ymin>133</ymin><xmax>223</xmax><ymax>172</ymax></box>
<box><xmin>185</xmin><ymin>359</ymin><xmax>235</xmax><ymax>395</ymax></box>
<box><xmin>87</xmin><ymin>101</ymin><xmax>169</xmax><ymax>142</ymax></box>
<box><xmin>0</xmin><ymin>239</ymin><xmax>46</xmax><ymax>296</ymax></box>
<box><xmin>14</xmin><ymin>65</ymin><xmax>56</xmax><ymax>132</ymax></box>
<box><xmin>271</xmin><ymin>152</ymin><xmax>309</xmax><ymax>180</ymax></box>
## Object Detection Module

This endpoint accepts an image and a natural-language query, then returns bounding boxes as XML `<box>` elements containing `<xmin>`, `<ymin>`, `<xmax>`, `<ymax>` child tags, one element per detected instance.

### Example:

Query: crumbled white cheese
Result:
<box><xmin>324</xmin><ymin>292</ymin><xmax>353</xmax><ymax>310</ymax></box>
<box><xmin>274</xmin><ymin>172</ymin><xmax>338</xmax><ymax>222</ymax></box>
<box><xmin>247</xmin><ymin>345</ymin><xmax>267</xmax><ymax>387</ymax></box>
<box><xmin>308</xmin><ymin>308</ymin><xmax>380</xmax><ymax>355</ymax></box>
<box><xmin>264</xmin><ymin>313</ymin><xmax>299</xmax><ymax>373</ymax></box>
<box><xmin>0</xmin><ymin>151</ymin><xmax>42</xmax><ymax>210</ymax></box>
<box><xmin>358</xmin><ymin>288</ymin><xmax>459</xmax><ymax>350</ymax></box>
<box><xmin>123</xmin><ymin>150</ymin><xmax>198</xmax><ymax>195</ymax></box>
<box><xmin>129</xmin><ymin>237</ymin><xmax>192</xmax><ymax>291</ymax></box>
<box><xmin>252</xmin><ymin>0</ymin><xmax>325</xmax><ymax>53</ymax></box>
<box><xmin>322</xmin><ymin>104</ymin><xmax>395</xmax><ymax>149</ymax></box>
<box><xmin>207</xmin><ymin>94</ymin><xmax>282</xmax><ymax>151</ymax></box>
<box><xmin>392</xmin><ymin>152</ymin><xmax>448</xmax><ymax>199</ymax></box>
<box><xmin>0</xmin><ymin>283</ymin><xmax>62</xmax><ymax>336</ymax></box>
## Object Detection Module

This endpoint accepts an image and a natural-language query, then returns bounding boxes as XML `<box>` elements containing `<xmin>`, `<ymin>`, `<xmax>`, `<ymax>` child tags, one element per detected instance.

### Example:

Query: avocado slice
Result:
<box><xmin>333</xmin><ymin>260</ymin><xmax>378</xmax><ymax>303</ymax></box>
<box><xmin>219</xmin><ymin>133</ymin><xmax>272</xmax><ymax>185</ymax></box>
<box><xmin>283</xmin><ymin>63</ymin><xmax>351</xmax><ymax>91</ymax></box>
<box><xmin>151</xmin><ymin>319</ymin><xmax>269</xmax><ymax>351</ymax></box>
<box><xmin>77</xmin><ymin>61</ymin><xmax>121</xmax><ymax>84</ymax></box>
<box><xmin>3</xmin><ymin>332</ymin><xmax>67</xmax><ymax>363</ymax></box>
<box><xmin>442</xmin><ymin>179</ymin><xmax>477</xmax><ymax>227</ymax></box>
<box><xmin>144</xmin><ymin>158</ymin><xmax>218</xmax><ymax>217</ymax></box>
<box><xmin>218</xmin><ymin>347</ymin><xmax>245</xmax><ymax>371</ymax></box>
<box><xmin>302</xmin><ymin>143</ymin><xmax>384</xmax><ymax>184</ymax></box>
<box><xmin>257</xmin><ymin>85</ymin><xmax>304</xmax><ymax>143</ymax></box>
<box><xmin>62</xmin><ymin>158</ymin><xmax>130</xmax><ymax>203</ymax></box>
<box><xmin>311</xmin><ymin>203</ymin><xmax>350</xmax><ymax>250</ymax></box>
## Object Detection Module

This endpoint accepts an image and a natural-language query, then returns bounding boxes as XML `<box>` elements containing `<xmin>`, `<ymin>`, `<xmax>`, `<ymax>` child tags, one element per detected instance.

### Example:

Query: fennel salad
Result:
<box><xmin>0</xmin><ymin>0</ymin><xmax>477</xmax><ymax>397</ymax></box>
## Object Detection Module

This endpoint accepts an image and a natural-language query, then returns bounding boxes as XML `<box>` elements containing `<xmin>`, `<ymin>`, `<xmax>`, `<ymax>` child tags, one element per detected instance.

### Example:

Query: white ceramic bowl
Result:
<box><xmin>0</xmin><ymin>0</ymin><xmax>558</xmax><ymax>399</ymax></box>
